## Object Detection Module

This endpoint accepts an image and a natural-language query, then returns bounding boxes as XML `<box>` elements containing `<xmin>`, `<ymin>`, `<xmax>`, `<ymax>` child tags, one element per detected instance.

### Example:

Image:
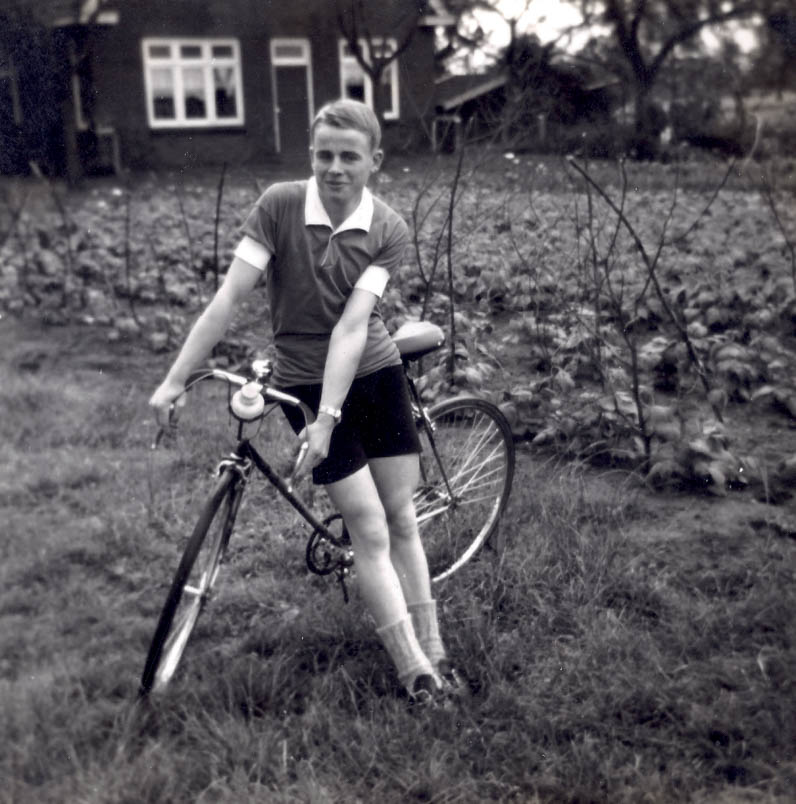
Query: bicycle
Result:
<box><xmin>139</xmin><ymin>320</ymin><xmax>515</xmax><ymax>697</ymax></box>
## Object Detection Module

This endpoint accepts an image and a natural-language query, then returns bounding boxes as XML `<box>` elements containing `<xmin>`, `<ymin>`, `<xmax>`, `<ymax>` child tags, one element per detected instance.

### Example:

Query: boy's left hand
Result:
<box><xmin>295</xmin><ymin>419</ymin><xmax>334</xmax><ymax>476</ymax></box>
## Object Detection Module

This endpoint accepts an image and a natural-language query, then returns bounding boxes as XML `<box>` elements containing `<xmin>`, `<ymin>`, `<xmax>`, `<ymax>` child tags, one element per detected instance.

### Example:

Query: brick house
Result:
<box><xmin>0</xmin><ymin>0</ymin><xmax>454</xmax><ymax>177</ymax></box>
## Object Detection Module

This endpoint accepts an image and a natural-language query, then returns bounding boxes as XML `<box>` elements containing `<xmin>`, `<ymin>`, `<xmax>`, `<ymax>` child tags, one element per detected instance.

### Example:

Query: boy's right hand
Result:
<box><xmin>149</xmin><ymin>378</ymin><xmax>186</xmax><ymax>425</ymax></box>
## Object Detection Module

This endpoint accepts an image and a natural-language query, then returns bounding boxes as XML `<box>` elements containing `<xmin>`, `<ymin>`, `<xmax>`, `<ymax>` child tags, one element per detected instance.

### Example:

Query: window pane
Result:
<box><xmin>151</xmin><ymin>67</ymin><xmax>175</xmax><ymax>119</ymax></box>
<box><xmin>182</xmin><ymin>66</ymin><xmax>206</xmax><ymax>118</ymax></box>
<box><xmin>274</xmin><ymin>43</ymin><xmax>304</xmax><ymax>60</ymax></box>
<box><xmin>180</xmin><ymin>44</ymin><xmax>202</xmax><ymax>59</ymax></box>
<box><xmin>213</xmin><ymin>66</ymin><xmax>237</xmax><ymax>118</ymax></box>
<box><xmin>146</xmin><ymin>38</ymin><xmax>243</xmax><ymax>126</ymax></box>
<box><xmin>380</xmin><ymin>69</ymin><xmax>394</xmax><ymax>113</ymax></box>
<box><xmin>342</xmin><ymin>59</ymin><xmax>366</xmax><ymax>102</ymax></box>
<box><xmin>372</xmin><ymin>41</ymin><xmax>394</xmax><ymax>59</ymax></box>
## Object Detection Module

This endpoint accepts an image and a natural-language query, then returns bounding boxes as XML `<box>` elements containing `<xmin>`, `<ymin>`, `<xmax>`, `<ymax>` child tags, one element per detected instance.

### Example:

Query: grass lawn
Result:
<box><xmin>0</xmin><ymin>313</ymin><xmax>794</xmax><ymax>803</ymax></box>
<box><xmin>1</xmin><ymin>150</ymin><xmax>795</xmax><ymax>802</ymax></box>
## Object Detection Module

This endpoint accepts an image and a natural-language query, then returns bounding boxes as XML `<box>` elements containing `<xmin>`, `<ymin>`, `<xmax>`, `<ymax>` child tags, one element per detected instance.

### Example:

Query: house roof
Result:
<box><xmin>29</xmin><ymin>0</ymin><xmax>444</xmax><ymax>28</ymax></box>
<box><xmin>52</xmin><ymin>0</ymin><xmax>118</xmax><ymax>26</ymax></box>
<box><xmin>17</xmin><ymin>0</ymin><xmax>119</xmax><ymax>26</ymax></box>
<box><xmin>435</xmin><ymin>69</ymin><xmax>508</xmax><ymax>111</ymax></box>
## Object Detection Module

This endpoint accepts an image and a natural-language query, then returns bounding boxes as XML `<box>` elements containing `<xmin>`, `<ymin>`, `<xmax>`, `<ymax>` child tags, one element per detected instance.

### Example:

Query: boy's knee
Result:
<box><xmin>345</xmin><ymin>505</ymin><xmax>390</xmax><ymax>554</ymax></box>
<box><xmin>384</xmin><ymin>499</ymin><xmax>417</xmax><ymax>540</ymax></box>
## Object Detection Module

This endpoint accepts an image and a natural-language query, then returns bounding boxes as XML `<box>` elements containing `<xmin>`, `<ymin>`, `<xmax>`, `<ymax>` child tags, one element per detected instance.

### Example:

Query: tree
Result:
<box><xmin>571</xmin><ymin>0</ymin><xmax>759</xmax><ymax>156</ymax></box>
<box><xmin>435</xmin><ymin>0</ymin><xmax>539</xmax><ymax>71</ymax></box>
<box><xmin>335</xmin><ymin>0</ymin><xmax>424</xmax><ymax>126</ymax></box>
<box><xmin>749</xmin><ymin>2</ymin><xmax>796</xmax><ymax>92</ymax></box>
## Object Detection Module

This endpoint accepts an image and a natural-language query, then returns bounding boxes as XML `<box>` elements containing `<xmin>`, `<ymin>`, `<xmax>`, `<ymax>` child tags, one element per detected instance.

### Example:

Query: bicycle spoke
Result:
<box><xmin>416</xmin><ymin>397</ymin><xmax>514</xmax><ymax>582</ymax></box>
<box><xmin>446</xmin><ymin>448</ymin><xmax>505</xmax><ymax>490</ymax></box>
<box><xmin>156</xmin><ymin>601</ymin><xmax>201</xmax><ymax>688</ymax></box>
<box><xmin>140</xmin><ymin>470</ymin><xmax>242</xmax><ymax>697</ymax></box>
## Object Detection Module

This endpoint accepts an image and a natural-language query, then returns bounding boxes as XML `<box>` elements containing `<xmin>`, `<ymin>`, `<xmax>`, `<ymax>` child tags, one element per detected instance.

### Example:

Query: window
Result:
<box><xmin>0</xmin><ymin>46</ymin><xmax>22</xmax><ymax>126</ymax></box>
<box><xmin>142</xmin><ymin>38</ymin><xmax>244</xmax><ymax>128</ymax></box>
<box><xmin>339</xmin><ymin>38</ymin><xmax>399</xmax><ymax>120</ymax></box>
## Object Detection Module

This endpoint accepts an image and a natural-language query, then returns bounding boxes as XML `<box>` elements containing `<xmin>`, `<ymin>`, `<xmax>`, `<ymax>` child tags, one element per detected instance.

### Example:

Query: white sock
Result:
<box><xmin>407</xmin><ymin>599</ymin><xmax>446</xmax><ymax>668</ymax></box>
<box><xmin>376</xmin><ymin>616</ymin><xmax>434</xmax><ymax>689</ymax></box>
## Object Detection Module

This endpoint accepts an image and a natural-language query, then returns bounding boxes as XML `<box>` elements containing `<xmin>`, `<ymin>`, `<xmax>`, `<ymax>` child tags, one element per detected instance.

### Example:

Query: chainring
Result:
<box><xmin>305</xmin><ymin>513</ymin><xmax>354</xmax><ymax>576</ymax></box>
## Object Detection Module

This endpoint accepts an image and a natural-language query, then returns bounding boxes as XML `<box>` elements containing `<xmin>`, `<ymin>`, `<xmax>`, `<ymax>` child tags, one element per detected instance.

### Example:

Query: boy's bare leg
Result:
<box><xmin>325</xmin><ymin>465</ymin><xmax>410</xmax><ymax>624</ymax></box>
<box><xmin>325</xmin><ymin>465</ymin><xmax>434</xmax><ymax>689</ymax></box>
<box><xmin>368</xmin><ymin>454</ymin><xmax>432</xmax><ymax>605</ymax></box>
<box><xmin>370</xmin><ymin>454</ymin><xmax>449</xmax><ymax>673</ymax></box>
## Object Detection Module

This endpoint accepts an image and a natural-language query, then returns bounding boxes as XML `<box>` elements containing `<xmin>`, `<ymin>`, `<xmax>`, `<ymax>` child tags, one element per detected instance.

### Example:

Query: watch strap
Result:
<box><xmin>318</xmin><ymin>404</ymin><xmax>342</xmax><ymax>424</ymax></box>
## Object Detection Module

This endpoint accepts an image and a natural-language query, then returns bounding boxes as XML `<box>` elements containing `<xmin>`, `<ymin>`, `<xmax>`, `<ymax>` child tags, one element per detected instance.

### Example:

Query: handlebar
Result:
<box><xmin>183</xmin><ymin>366</ymin><xmax>315</xmax><ymax>425</ymax></box>
<box><xmin>152</xmin><ymin>362</ymin><xmax>315</xmax><ymax>450</ymax></box>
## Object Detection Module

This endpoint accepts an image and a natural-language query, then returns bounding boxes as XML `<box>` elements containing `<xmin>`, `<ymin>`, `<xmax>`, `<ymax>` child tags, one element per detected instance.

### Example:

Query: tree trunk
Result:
<box><xmin>631</xmin><ymin>81</ymin><xmax>665</xmax><ymax>160</ymax></box>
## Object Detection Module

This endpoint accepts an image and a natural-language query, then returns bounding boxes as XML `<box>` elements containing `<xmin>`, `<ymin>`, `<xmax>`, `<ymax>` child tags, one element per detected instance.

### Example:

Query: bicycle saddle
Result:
<box><xmin>392</xmin><ymin>321</ymin><xmax>445</xmax><ymax>361</ymax></box>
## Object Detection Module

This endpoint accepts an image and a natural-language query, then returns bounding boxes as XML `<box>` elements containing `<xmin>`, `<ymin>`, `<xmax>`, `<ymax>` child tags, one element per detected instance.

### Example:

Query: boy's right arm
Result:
<box><xmin>149</xmin><ymin>257</ymin><xmax>263</xmax><ymax>420</ymax></box>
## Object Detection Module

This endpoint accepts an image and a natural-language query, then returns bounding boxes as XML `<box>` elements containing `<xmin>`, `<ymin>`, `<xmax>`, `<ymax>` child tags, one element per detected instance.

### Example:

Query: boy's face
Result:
<box><xmin>310</xmin><ymin>123</ymin><xmax>382</xmax><ymax>214</ymax></box>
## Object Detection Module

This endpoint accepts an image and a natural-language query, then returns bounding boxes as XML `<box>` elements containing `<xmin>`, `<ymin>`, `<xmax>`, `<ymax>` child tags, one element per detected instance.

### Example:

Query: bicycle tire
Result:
<box><xmin>415</xmin><ymin>396</ymin><xmax>515</xmax><ymax>583</ymax></box>
<box><xmin>139</xmin><ymin>468</ymin><xmax>243</xmax><ymax>697</ymax></box>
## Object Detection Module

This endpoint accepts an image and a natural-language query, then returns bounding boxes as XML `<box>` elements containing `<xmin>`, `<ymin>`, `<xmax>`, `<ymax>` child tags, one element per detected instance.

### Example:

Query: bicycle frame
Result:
<box><xmin>403</xmin><ymin>368</ymin><xmax>456</xmax><ymax>504</ymax></box>
<box><xmin>167</xmin><ymin>364</ymin><xmax>345</xmax><ymax>546</ymax></box>
<box><xmin>141</xmin><ymin>333</ymin><xmax>515</xmax><ymax>696</ymax></box>
<box><xmin>171</xmin><ymin>358</ymin><xmax>464</xmax><ymax>588</ymax></box>
<box><xmin>197</xmin><ymin>359</ymin><xmax>454</xmax><ymax>531</ymax></box>
<box><xmin>219</xmin><ymin>436</ymin><xmax>337</xmax><ymax>544</ymax></box>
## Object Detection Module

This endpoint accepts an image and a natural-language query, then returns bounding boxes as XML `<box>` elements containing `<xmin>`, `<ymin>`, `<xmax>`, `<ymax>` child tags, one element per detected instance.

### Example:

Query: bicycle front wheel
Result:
<box><xmin>415</xmin><ymin>396</ymin><xmax>515</xmax><ymax>583</ymax></box>
<box><xmin>139</xmin><ymin>468</ymin><xmax>243</xmax><ymax>697</ymax></box>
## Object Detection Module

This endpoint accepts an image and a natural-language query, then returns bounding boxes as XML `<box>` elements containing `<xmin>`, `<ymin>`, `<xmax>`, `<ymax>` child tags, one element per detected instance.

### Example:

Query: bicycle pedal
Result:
<box><xmin>336</xmin><ymin>568</ymin><xmax>351</xmax><ymax>604</ymax></box>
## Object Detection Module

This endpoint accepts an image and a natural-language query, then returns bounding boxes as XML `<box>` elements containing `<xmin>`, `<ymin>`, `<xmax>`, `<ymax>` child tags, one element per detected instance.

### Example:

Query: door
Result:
<box><xmin>270</xmin><ymin>39</ymin><xmax>313</xmax><ymax>156</ymax></box>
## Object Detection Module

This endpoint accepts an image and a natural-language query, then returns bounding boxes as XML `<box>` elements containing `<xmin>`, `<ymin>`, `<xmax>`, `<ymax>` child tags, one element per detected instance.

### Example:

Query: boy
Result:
<box><xmin>149</xmin><ymin>99</ymin><xmax>459</xmax><ymax>706</ymax></box>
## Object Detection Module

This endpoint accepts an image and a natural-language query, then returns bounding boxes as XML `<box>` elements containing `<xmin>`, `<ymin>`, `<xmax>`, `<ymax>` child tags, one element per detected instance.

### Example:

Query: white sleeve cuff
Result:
<box><xmin>354</xmin><ymin>265</ymin><xmax>390</xmax><ymax>298</ymax></box>
<box><xmin>234</xmin><ymin>235</ymin><xmax>271</xmax><ymax>271</ymax></box>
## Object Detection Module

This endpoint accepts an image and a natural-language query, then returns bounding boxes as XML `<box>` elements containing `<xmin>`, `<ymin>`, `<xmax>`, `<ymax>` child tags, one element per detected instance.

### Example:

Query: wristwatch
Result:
<box><xmin>318</xmin><ymin>404</ymin><xmax>342</xmax><ymax>425</ymax></box>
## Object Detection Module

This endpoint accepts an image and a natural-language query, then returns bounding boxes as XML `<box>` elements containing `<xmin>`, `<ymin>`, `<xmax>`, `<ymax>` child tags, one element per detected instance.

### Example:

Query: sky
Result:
<box><xmin>465</xmin><ymin>0</ymin><xmax>590</xmax><ymax>64</ymax></box>
<box><xmin>462</xmin><ymin>0</ymin><xmax>761</xmax><ymax>69</ymax></box>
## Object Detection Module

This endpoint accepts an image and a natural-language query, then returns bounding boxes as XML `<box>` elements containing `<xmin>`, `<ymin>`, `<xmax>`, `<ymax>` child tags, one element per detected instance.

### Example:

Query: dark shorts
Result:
<box><xmin>279</xmin><ymin>364</ymin><xmax>422</xmax><ymax>485</ymax></box>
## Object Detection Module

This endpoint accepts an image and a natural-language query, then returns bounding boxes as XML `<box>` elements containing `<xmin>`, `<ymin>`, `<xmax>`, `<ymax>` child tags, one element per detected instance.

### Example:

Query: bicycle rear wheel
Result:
<box><xmin>139</xmin><ymin>468</ymin><xmax>243</xmax><ymax>697</ymax></box>
<box><xmin>415</xmin><ymin>396</ymin><xmax>515</xmax><ymax>583</ymax></box>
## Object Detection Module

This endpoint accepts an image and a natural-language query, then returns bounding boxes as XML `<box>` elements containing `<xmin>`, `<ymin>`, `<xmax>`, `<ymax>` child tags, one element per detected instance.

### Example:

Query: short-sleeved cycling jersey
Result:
<box><xmin>237</xmin><ymin>178</ymin><xmax>408</xmax><ymax>386</ymax></box>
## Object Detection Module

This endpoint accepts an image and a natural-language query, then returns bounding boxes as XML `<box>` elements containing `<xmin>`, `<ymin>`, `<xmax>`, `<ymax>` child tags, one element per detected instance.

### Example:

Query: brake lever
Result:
<box><xmin>286</xmin><ymin>441</ymin><xmax>309</xmax><ymax>493</ymax></box>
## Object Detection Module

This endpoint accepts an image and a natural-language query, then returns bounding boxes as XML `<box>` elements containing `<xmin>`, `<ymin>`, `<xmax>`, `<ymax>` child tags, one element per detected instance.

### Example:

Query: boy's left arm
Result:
<box><xmin>298</xmin><ymin>288</ymin><xmax>378</xmax><ymax>472</ymax></box>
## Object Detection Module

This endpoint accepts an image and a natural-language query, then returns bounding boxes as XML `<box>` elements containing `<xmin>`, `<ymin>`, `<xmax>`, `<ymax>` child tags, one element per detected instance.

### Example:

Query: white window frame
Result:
<box><xmin>0</xmin><ymin>47</ymin><xmax>23</xmax><ymax>125</ymax></box>
<box><xmin>69</xmin><ymin>41</ymin><xmax>90</xmax><ymax>132</ymax></box>
<box><xmin>269</xmin><ymin>38</ymin><xmax>314</xmax><ymax>153</ymax></box>
<box><xmin>141</xmin><ymin>37</ymin><xmax>244</xmax><ymax>128</ymax></box>
<box><xmin>338</xmin><ymin>38</ymin><xmax>399</xmax><ymax>120</ymax></box>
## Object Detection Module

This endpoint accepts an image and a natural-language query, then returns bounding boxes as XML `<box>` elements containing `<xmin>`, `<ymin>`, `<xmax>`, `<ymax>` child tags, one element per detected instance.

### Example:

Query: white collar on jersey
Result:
<box><xmin>305</xmin><ymin>176</ymin><xmax>374</xmax><ymax>234</ymax></box>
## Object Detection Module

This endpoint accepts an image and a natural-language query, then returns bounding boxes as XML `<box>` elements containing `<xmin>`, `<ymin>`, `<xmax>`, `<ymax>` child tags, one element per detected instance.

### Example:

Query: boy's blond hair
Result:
<box><xmin>311</xmin><ymin>99</ymin><xmax>381</xmax><ymax>151</ymax></box>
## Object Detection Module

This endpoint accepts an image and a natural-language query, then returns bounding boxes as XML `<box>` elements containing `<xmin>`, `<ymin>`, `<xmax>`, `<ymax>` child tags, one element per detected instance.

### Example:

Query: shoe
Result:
<box><xmin>437</xmin><ymin>659</ymin><xmax>468</xmax><ymax>698</ymax></box>
<box><xmin>406</xmin><ymin>673</ymin><xmax>445</xmax><ymax>710</ymax></box>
